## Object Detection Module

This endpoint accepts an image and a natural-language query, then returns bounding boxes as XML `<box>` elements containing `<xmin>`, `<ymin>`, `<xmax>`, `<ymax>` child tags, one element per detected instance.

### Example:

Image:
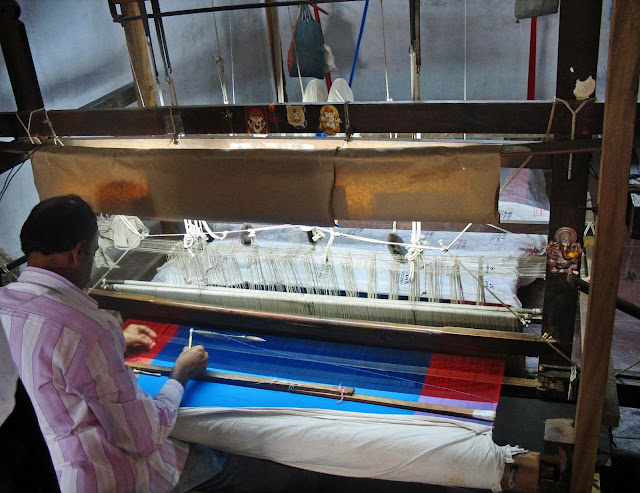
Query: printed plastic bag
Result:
<box><xmin>514</xmin><ymin>0</ymin><xmax>559</xmax><ymax>20</ymax></box>
<box><xmin>287</xmin><ymin>5</ymin><xmax>326</xmax><ymax>79</ymax></box>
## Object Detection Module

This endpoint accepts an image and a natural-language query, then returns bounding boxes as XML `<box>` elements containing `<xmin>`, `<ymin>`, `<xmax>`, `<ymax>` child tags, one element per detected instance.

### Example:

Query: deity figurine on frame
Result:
<box><xmin>546</xmin><ymin>227</ymin><xmax>583</xmax><ymax>274</ymax></box>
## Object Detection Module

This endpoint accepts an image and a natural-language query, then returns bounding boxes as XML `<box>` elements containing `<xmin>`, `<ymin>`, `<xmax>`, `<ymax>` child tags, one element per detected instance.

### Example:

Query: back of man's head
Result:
<box><xmin>21</xmin><ymin>195</ymin><xmax>97</xmax><ymax>256</ymax></box>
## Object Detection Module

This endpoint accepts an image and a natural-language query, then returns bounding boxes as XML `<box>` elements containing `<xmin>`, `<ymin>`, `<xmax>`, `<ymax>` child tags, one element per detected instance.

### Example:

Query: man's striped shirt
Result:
<box><xmin>0</xmin><ymin>267</ymin><xmax>189</xmax><ymax>492</ymax></box>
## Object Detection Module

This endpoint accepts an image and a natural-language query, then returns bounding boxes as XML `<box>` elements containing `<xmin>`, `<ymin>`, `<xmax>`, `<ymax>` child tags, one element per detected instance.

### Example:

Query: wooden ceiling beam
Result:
<box><xmin>0</xmin><ymin>101</ymin><xmax>628</xmax><ymax>139</ymax></box>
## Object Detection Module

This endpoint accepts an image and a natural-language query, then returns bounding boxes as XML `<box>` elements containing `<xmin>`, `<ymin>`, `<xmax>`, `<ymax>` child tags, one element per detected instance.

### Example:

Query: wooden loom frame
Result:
<box><xmin>1</xmin><ymin>1</ymin><xmax>639</xmax><ymax>492</ymax></box>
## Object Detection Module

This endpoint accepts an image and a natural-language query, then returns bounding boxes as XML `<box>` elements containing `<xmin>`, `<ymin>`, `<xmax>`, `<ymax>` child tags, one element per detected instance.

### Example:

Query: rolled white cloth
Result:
<box><xmin>327</xmin><ymin>78</ymin><xmax>354</xmax><ymax>102</ymax></box>
<box><xmin>302</xmin><ymin>79</ymin><xmax>328</xmax><ymax>103</ymax></box>
<box><xmin>172</xmin><ymin>406</ymin><xmax>514</xmax><ymax>492</ymax></box>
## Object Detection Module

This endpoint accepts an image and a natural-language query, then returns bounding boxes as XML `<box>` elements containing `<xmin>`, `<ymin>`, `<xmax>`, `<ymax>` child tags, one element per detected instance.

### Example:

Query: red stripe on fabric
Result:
<box><xmin>421</xmin><ymin>354</ymin><xmax>504</xmax><ymax>403</ymax></box>
<box><xmin>123</xmin><ymin>319</ymin><xmax>180</xmax><ymax>365</ymax></box>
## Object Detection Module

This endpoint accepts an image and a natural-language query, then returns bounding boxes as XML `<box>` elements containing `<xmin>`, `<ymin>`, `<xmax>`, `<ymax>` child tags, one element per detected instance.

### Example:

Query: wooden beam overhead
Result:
<box><xmin>80</xmin><ymin>82</ymin><xmax>137</xmax><ymax>109</ymax></box>
<box><xmin>0</xmin><ymin>101</ymin><xmax>625</xmax><ymax>139</ymax></box>
<box><xmin>570</xmin><ymin>1</ymin><xmax>640</xmax><ymax>491</ymax></box>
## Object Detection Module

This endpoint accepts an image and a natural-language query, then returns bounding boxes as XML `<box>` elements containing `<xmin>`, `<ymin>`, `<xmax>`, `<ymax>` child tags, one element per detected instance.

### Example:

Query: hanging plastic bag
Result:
<box><xmin>287</xmin><ymin>5</ymin><xmax>326</xmax><ymax>79</ymax></box>
<box><xmin>514</xmin><ymin>0</ymin><xmax>559</xmax><ymax>20</ymax></box>
<box><xmin>324</xmin><ymin>44</ymin><xmax>337</xmax><ymax>73</ymax></box>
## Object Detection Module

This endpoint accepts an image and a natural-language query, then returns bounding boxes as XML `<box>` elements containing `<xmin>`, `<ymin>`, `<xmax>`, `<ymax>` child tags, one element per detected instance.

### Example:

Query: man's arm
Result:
<box><xmin>81</xmin><ymin>334</ymin><xmax>207</xmax><ymax>457</ymax></box>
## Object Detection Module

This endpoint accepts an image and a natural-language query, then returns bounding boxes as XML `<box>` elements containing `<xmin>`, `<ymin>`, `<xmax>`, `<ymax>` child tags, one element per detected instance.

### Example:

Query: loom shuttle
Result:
<box><xmin>191</xmin><ymin>329</ymin><xmax>266</xmax><ymax>342</ymax></box>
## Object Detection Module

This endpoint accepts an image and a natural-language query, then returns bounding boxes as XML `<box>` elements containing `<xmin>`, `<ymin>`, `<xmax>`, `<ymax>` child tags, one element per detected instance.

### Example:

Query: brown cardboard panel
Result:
<box><xmin>333</xmin><ymin>146</ymin><xmax>500</xmax><ymax>223</ymax></box>
<box><xmin>31</xmin><ymin>143</ymin><xmax>499</xmax><ymax>225</ymax></box>
<box><xmin>31</xmin><ymin>145</ymin><xmax>336</xmax><ymax>225</ymax></box>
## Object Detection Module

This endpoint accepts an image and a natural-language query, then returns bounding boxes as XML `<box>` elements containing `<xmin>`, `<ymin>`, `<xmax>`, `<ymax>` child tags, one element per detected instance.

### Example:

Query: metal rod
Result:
<box><xmin>568</xmin><ymin>274</ymin><xmax>640</xmax><ymax>321</ymax></box>
<box><xmin>111</xmin><ymin>0</ymin><xmax>364</xmax><ymax>24</ymax></box>
<box><xmin>2</xmin><ymin>254</ymin><xmax>27</xmax><ymax>272</ymax></box>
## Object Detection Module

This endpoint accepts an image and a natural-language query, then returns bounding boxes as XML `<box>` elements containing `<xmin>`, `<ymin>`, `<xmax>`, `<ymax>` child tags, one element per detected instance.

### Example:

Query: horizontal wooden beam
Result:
<box><xmin>128</xmin><ymin>361</ymin><xmax>356</xmax><ymax>398</ymax></box>
<box><xmin>91</xmin><ymin>289</ymin><xmax>556</xmax><ymax>359</ymax></box>
<box><xmin>339</xmin><ymin>220</ymin><xmax>550</xmax><ymax>234</ymax></box>
<box><xmin>1</xmin><ymin>101</ymin><xmax>628</xmax><ymax>138</ymax></box>
<box><xmin>128</xmin><ymin>361</ymin><xmax>492</xmax><ymax>421</ymax></box>
<box><xmin>80</xmin><ymin>82</ymin><xmax>137</xmax><ymax>109</ymax></box>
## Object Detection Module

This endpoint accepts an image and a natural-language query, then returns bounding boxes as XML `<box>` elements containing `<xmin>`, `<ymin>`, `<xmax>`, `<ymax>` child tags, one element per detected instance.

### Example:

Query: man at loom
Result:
<box><xmin>0</xmin><ymin>195</ymin><xmax>318</xmax><ymax>493</ymax></box>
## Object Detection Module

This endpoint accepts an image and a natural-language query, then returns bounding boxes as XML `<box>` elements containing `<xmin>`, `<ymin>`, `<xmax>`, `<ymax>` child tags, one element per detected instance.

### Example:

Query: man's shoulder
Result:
<box><xmin>0</xmin><ymin>288</ymin><xmax>109</xmax><ymax>342</ymax></box>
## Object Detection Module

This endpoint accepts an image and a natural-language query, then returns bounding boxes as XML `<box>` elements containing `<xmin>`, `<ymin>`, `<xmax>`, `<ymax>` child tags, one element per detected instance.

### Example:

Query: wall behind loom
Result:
<box><xmin>0</xmin><ymin>0</ymin><xmax>610</xmax><ymax>259</ymax></box>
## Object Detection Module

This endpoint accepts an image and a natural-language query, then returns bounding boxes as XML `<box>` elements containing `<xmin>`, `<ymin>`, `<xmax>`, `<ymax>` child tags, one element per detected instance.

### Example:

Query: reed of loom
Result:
<box><xmin>107</xmin><ymin>235</ymin><xmax>541</xmax><ymax>333</ymax></box>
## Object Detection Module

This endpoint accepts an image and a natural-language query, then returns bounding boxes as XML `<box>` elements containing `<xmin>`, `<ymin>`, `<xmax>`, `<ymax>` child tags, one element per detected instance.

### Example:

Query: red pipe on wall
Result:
<box><xmin>527</xmin><ymin>17</ymin><xmax>537</xmax><ymax>100</ymax></box>
<box><xmin>312</xmin><ymin>4</ymin><xmax>333</xmax><ymax>91</ymax></box>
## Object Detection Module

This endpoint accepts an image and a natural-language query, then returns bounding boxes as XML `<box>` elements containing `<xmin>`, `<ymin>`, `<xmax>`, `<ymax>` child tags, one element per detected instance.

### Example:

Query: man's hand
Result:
<box><xmin>170</xmin><ymin>346</ymin><xmax>208</xmax><ymax>387</ymax></box>
<box><xmin>123</xmin><ymin>324</ymin><xmax>157</xmax><ymax>357</ymax></box>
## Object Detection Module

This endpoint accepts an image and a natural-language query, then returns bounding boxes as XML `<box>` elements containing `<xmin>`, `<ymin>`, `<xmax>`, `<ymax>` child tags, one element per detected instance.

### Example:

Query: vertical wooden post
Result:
<box><xmin>265</xmin><ymin>0</ymin><xmax>287</xmax><ymax>103</ymax></box>
<box><xmin>0</xmin><ymin>0</ymin><xmax>44</xmax><ymax>111</ymax></box>
<box><xmin>121</xmin><ymin>2</ymin><xmax>157</xmax><ymax>107</ymax></box>
<box><xmin>570</xmin><ymin>2</ymin><xmax>640</xmax><ymax>492</ymax></box>
<box><xmin>541</xmin><ymin>0</ymin><xmax>601</xmax><ymax>363</ymax></box>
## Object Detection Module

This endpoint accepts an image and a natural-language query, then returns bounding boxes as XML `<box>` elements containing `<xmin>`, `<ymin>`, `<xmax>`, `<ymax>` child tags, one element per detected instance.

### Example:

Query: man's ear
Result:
<box><xmin>70</xmin><ymin>240</ymin><xmax>87</xmax><ymax>265</ymax></box>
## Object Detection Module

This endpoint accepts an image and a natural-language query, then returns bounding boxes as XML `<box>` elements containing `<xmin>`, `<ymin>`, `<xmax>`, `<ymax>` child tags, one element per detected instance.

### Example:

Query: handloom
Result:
<box><xmin>1</xmin><ymin>1</ymin><xmax>636</xmax><ymax>491</ymax></box>
<box><xmin>20</xmin><ymin>134</ymin><xmax>558</xmax><ymax>492</ymax></box>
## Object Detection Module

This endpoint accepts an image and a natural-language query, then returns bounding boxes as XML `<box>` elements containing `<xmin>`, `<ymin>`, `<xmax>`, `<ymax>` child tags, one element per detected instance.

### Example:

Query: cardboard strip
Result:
<box><xmin>31</xmin><ymin>143</ymin><xmax>500</xmax><ymax>224</ymax></box>
<box><xmin>333</xmin><ymin>145</ymin><xmax>500</xmax><ymax>223</ymax></box>
<box><xmin>31</xmin><ymin>145</ymin><xmax>336</xmax><ymax>225</ymax></box>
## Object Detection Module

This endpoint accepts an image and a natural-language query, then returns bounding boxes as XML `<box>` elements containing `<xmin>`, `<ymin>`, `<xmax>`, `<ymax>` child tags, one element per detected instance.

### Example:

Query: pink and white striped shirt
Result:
<box><xmin>0</xmin><ymin>267</ymin><xmax>189</xmax><ymax>492</ymax></box>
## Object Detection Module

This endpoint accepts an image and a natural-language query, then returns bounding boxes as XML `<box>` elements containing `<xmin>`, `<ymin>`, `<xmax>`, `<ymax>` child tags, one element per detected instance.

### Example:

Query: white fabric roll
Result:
<box><xmin>172</xmin><ymin>407</ymin><xmax>510</xmax><ymax>492</ymax></box>
<box><xmin>302</xmin><ymin>79</ymin><xmax>328</xmax><ymax>103</ymax></box>
<box><xmin>327</xmin><ymin>78</ymin><xmax>354</xmax><ymax>102</ymax></box>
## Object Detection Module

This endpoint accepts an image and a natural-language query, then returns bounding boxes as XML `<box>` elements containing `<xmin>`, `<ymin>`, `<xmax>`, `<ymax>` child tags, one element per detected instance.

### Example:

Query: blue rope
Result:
<box><xmin>349</xmin><ymin>0</ymin><xmax>370</xmax><ymax>86</ymax></box>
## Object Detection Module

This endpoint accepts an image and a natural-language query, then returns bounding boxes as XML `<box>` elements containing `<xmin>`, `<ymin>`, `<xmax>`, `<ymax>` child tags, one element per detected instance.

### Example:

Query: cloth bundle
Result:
<box><xmin>288</xmin><ymin>5</ymin><xmax>326</xmax><ymax>79</ymax></box>
<box><xmin>172</xmin><ymin>407</ymin><xmax>523</xmax><ymax>492</ymax></box>
<box><xmin>95</xmin><ymin>215</ymin><xmax>149</xmax><ymax>268</ymax></box>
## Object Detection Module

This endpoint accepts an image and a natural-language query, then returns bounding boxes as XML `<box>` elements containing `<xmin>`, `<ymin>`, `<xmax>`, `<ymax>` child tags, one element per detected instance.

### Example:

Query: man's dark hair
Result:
<box><xmin>20</xmin><ymin>195</ymin><xmax>98</xmax><ymax>256</ymax></box>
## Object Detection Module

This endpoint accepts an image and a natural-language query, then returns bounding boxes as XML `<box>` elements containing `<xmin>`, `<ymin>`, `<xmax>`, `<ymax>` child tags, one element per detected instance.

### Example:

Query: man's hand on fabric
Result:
<box><xmin>123</xmin><ymin>324</ymin><xmax>157</xmax><ymax>357</ymax></box>
<box><xmin>170</xmin><ymin>346</ymin><xmax>209</xmax><ymax>387</ymax></box>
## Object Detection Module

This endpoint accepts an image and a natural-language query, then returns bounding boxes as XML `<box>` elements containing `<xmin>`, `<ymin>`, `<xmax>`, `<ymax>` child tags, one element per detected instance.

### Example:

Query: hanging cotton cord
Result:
<box><xmin>137</xmin><ymin>0</ymin><xmax>166</xmax><ymax>106</ymax></box>
<box><xmin>15</xmin><ymin>107</ymin><xmax>44</xmax><ymax>144</ymax></box>
<box><xmin>443</xmin><ymin>223</ymin><xmax>473</xmax><ymax>252</ymax></box>
<box><xmin>323</xmin><ymin>229</ymin><xmax>337</xmax><ymax>263</ymax></box>
<box><xmin>287</xmin><ymin>6</ymin><xmax>305</xmax><ymax>98</ymax></box>
<box><xmin>118</xmin><ymin>215</ymin><xmax>149</xmax><ymax>239</ymax></box>
<box><xmin>211</xmin><ymin>1</ymin><xmax>229</xmax><ymax>105</ymax></box>
<box><xmin>379</xmin><ymin>0</ymin><xmax>392</xmax><ymax>101</ymax></box>
<box><xmin>86</xmin><ymin>244</ymin><xmax>136</xmax><ymax>295</ymax></box>
<box><xmin>557</xmin><ymin>97</ymin><xmax>594</xmax><ymax>179</ymax></box>
<box><xmin>545</xmin><ymin>97</ymin><xmax>594</xmax><ymax>180</ymax></box>
<box><xmin>127</xmin><ymin>57</ymin><xmax>146</xmax><ymax>107</ymax></box>
<box><xmin>499</xmin><ymin>155</ymin><xmax>534</xmax><ymax>194</ymax></box>
<box><xmin>615</xmin><ymin>358</ymin><xmax>640</xmax><ymax>377</ymax></box>
<box><xmin>227</xmin><ymin>11</ymin><xmax>236</xmax><ymax>104</ymax></box>
<box><xmin>405</xmin><ymin>221</ymin><xmax>424</xmax><ymax>281</ymax></box>
<box><xmin>445</xmin><ymin>249</ymin><xmax>579</xmax><ymax>367</ymax></box>
<box><xmin>43</xmin><ymin>109</ymin><xmax>64</xmax><ymax>146</ymax></box>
